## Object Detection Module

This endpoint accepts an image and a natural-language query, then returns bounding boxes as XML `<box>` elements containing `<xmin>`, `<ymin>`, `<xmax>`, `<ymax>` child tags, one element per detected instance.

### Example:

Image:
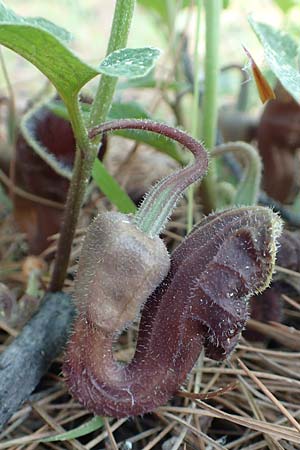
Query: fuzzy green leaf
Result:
<box><xmin>0</xmin><ymin>2</ymin><xmax>99</xmax><ymax>102</ymax></box>
<box><xmin>249</xmin><ymin>17</ymin><xmax>300</xmax><ymax>103</ymax></box>
<box><xmin>99</xmin><ymin>47</ymin><xmax>161</xmax><ymax>78</ymax></box>
<box><xmin>42</xmin><ymin>416</ymin><xmax>104</xmax><ymax>442</ymax></box>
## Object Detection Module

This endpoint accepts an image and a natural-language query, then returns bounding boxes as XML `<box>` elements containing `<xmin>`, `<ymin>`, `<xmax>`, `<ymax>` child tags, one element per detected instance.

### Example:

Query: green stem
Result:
<box><xmin>68</xmin><ymin>98</ymin><xmax>92</xmax><ymax>157</ymax></box>
<box><xmin>89</xmin><ymin>119</ymin><xmax>208</xmax><ymax>237</ymax></box>
<box><xmin>50</xmin><ymin>97</ymin><xmax>93</xmax><ymax>292</ymax></box>
<box><xmin>49</xmin><ymin>148</ymin><xmax>86</xmax><ymax>292</ymax></box>
<box><xmin>49</xmin><ymin>1</ymin><xmax>136</xmax><ymax>292</ymax></box>
<box><xmin>200</xmin><ymin>0</ymin><xmax>222</xmax><ymax>213</ymax></box>
<box><xmin>89</xmin><ymin>0</ymin><xmax>135</xmax><ymax>128</ymax></box>
<box><xmin>187</xmin><ymin>0</ymin><xmax>202</xmax><ymax>233</ymax></box>
<box><xmin>49</xmin><ymin>145</ymin><xmax>87</xmax><ymax>292</ymax></box>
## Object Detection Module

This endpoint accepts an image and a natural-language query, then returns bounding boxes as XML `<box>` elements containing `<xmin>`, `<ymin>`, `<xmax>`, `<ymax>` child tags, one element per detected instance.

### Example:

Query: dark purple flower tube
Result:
<box><xmin>63</xmin><ymin>206</ymin><xmax>281</xmax><ymax>418</ymax></box>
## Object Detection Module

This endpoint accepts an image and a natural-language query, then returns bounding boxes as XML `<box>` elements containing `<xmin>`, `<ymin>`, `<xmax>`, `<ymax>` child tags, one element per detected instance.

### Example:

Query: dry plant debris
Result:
<box><xmin>0</xmin><ymin>3</ymin><xmax>299</xmax><ymax>445</ymax></box>
<box><xmin>0</xmin><ymin>197</ymin><xmax>300</xmax><ymax>449</ymax></box>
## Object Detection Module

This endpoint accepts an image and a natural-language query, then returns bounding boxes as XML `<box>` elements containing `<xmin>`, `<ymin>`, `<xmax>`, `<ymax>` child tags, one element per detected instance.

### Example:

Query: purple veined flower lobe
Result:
<box><xmin>63</xmin><ymin>206</ymin><xmax>282</xmax><ymax>418</ymax></box>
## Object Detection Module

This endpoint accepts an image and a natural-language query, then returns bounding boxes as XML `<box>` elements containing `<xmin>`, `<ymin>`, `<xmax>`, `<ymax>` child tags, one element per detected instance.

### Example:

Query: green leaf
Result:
<box><xmin>249</xmin><ymin>17</ymin><xmax>300</xmax><ymax>103</ymax></box>
<box><xmin>0</xmin><ymin>2</ymin><xmax>99</xmax><ymax>102</ymax></box>
<box><xmin>109</xmin><ymin>102</ymin><xmax>150</xmax><ymax>120</ymax></box>
<box><xmin>25</xmin><ymin>17</ymin><xmax>72</xmax><ymax>43</ymax></box>
<box><xmin>99</xmin><ymin>47</ymin><xmax>161</xmax><ymax>79</ymax></box>
<box><xmin>92</xmin><ymin>159</ymin><xmax>137</xmax><ymax>214</ymax></box>
<box><xmin>42</xmin><ymin>416</ymin><xmax>104</xmax><ymax>442</ymax></box>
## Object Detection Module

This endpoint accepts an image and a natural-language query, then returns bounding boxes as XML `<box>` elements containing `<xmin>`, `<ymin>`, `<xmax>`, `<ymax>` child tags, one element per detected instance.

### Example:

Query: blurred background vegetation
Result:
<box><xmin>1</xmin><ymin>0</ymin><xmax>299</xmax><ymax>110</ymax></box>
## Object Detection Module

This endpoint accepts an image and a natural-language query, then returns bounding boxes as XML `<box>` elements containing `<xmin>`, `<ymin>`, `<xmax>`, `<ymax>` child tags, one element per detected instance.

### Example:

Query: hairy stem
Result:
<box><xmin>49</xmin><ymin>95</ymin><xmax>96</xmax><ymax>292</ymax></box>
<box><xmin>89</xmin><ymin>119</ymin><xmax>209</xmax><ymax>237</ymax></box>
<box><xmin>89</xmin><ymin>0</ymin><xmax>135</xmax><ymax>128</ymax></box>
<box><xmin>49</xmin><ymin>154</ymin><xmax>84</xmax><ymax>291</ymax></box>
<box><xmin>49</xmin><ymin>1</ymin><xmax>135</xmax><ymax>291</ymax></box>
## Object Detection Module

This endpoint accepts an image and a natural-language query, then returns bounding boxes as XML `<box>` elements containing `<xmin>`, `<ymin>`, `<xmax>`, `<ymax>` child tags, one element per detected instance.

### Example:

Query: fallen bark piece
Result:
<box><xmin>0</xmin><ymin>292</ymin><xmax>75</xmax><ymax>430</ymax></box>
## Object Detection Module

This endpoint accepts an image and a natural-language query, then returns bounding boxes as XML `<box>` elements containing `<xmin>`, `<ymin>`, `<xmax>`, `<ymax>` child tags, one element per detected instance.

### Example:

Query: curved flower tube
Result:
<box><xmin>63</xmin><ymin>206</ymin><xmax>282</xmax><ymax>417</ymax></box>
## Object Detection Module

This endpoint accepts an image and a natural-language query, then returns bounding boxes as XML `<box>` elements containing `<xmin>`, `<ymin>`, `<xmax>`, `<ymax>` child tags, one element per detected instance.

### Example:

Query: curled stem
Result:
<box><xmin>89</xmin><ymin>119</ymin><xmax>209</xmax><ymax>237</ymax></box>
<box><xmin>211</xmin><ymin>141</ymin><xmax>262</xmax><ymax>206</ymax></box>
